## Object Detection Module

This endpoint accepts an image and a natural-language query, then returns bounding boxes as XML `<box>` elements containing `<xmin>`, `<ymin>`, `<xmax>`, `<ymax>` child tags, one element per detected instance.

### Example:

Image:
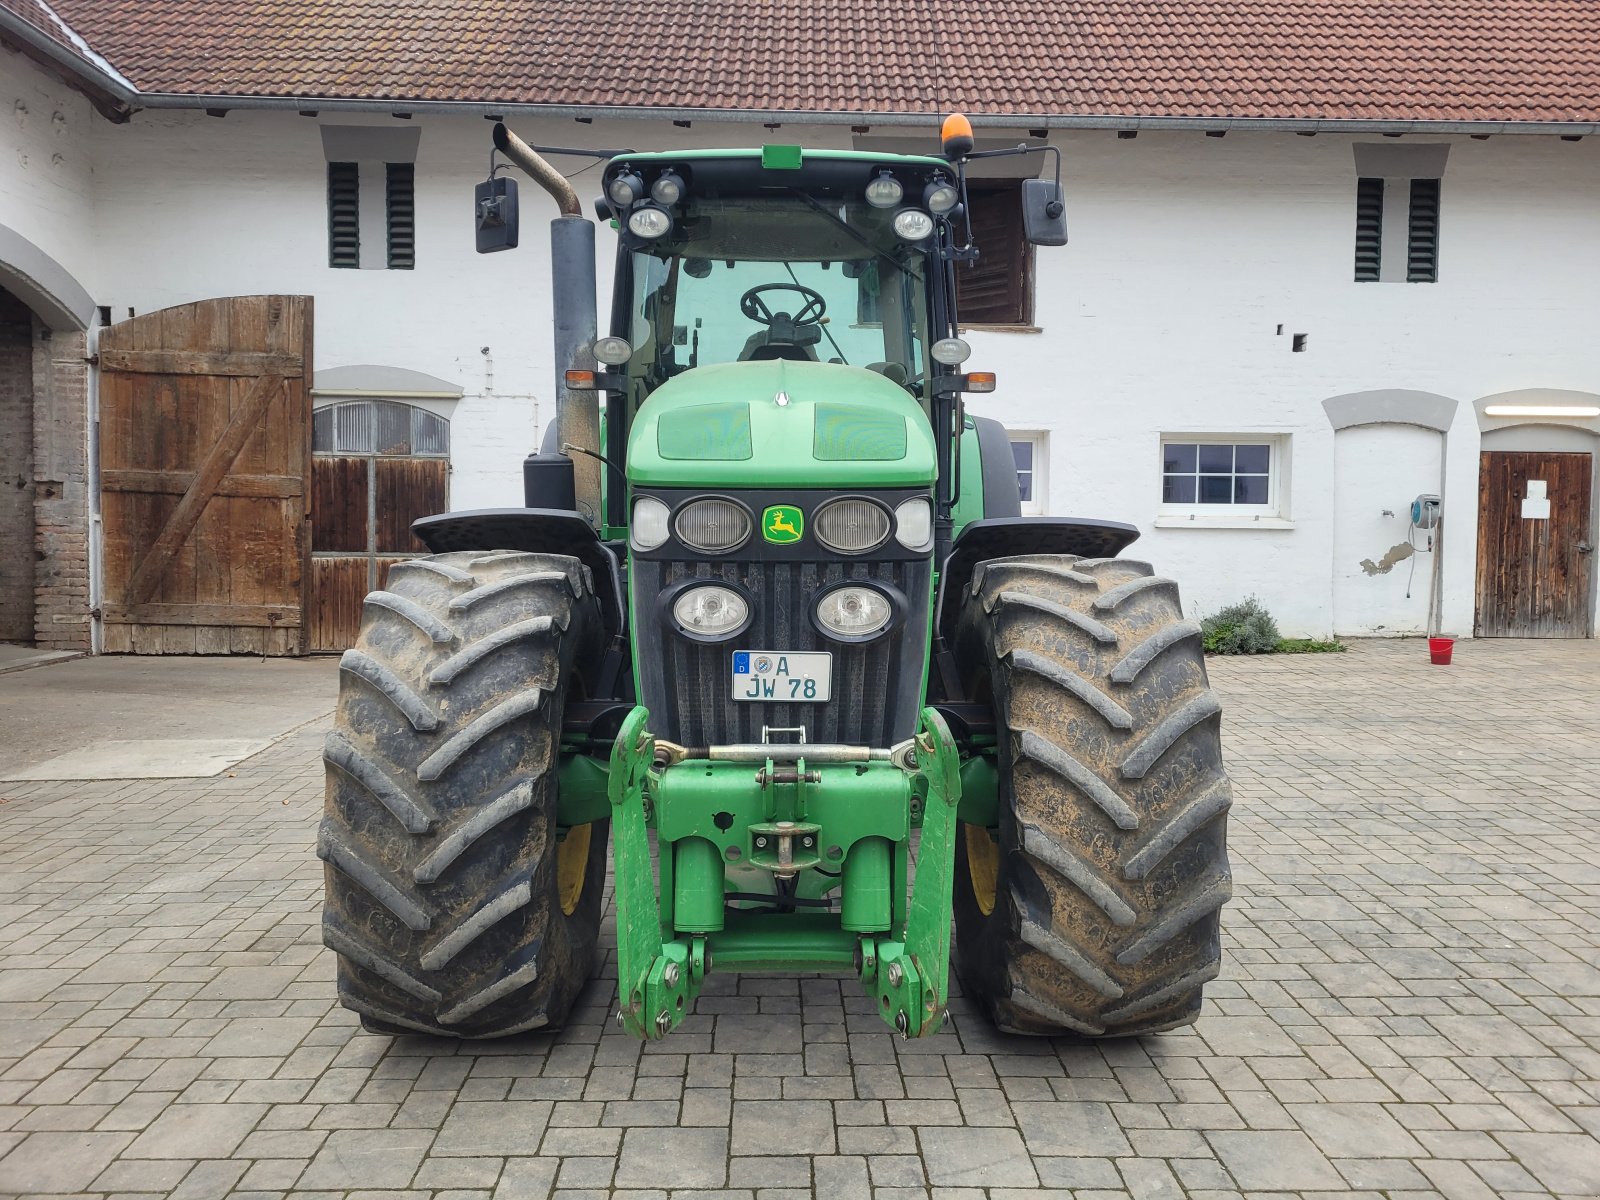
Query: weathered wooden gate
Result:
<box><xmin>1475</xmin><ymin>450</ymin><xmax>1594</xmax><ymax>638</ymax></box>
<box><xmin>99</xmin><ymin>296</ymin><xmax>312</xmax><ymax>654</ymax></box>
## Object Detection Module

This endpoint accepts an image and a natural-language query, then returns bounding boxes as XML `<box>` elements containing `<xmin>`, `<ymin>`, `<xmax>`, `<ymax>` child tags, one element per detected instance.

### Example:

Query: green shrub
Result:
<box><xmin>1275</xmin><ymin>637</ymin><xmax>1347</xmax><ymax>654</ymax></box>
<box><xmin>1200</xmin><ymin>597</ymin><xmax>1281</xmax><ymax>654</ymax></box>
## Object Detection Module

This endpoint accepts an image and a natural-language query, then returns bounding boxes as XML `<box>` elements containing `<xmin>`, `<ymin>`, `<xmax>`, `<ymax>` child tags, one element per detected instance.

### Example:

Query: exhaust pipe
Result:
<box><xmin>493</xmin><ymin>123</ymin><xmax>602</xmax><ymax>527</ymax></box>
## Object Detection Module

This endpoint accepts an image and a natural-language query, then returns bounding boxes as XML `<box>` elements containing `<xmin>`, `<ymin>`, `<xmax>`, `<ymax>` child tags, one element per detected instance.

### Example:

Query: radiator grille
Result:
<box><xmin>636</xmin><ymin>558</ymin><xmax>931</xmax><ymax>747</ymax></box>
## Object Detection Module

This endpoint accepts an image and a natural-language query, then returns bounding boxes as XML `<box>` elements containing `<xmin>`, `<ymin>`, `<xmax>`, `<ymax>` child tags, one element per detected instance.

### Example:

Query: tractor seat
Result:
<box><xmin>747</xmin><ymin>343</ymin><xmax>816</xmax><ymax>362</ymax></box>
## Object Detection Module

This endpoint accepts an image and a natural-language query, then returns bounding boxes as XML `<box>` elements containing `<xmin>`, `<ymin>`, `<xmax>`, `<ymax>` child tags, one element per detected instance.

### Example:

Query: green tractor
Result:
<box><xmin>318</xmin><ymin>116</ymin><xmax>1232</xmax><ymax>1041</ymax></box>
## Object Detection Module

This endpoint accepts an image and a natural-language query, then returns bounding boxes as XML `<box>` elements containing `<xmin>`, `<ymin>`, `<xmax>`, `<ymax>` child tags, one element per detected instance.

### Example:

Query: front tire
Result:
<box><xmin>952</xmin><ymin>554</ymin><xmax>1232</xmax><ymax>1036</ymax></box>
<box><xmin>319</xmin><ymin>550</ymin><xmax>609</xmax><ymax>1037</ymax></box>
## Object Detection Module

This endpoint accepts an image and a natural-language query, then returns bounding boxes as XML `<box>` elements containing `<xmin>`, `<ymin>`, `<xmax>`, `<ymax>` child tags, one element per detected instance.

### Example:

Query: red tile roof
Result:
<box><xmin>11</xmin><ymin>0</ymin><xmax>1600</xmax><ymax>126</ymax></box>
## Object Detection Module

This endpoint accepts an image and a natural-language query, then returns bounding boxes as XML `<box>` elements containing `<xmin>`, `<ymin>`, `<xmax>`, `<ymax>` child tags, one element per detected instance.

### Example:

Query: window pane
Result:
<box><xmin>1163</xmin><ymin>475</ymin><xmax>1197</xmax><ymax>504</ymax></box>
<box><xmin>374</xmin><ymin>402</ymin><xmax>413</xmax><ymax>455</ymax></box>
<box><xmin>1011</xmin><ymin>441</ymin><xmax>1033</xmax><ymax>472</ymax></box>
<box><xmin>1234</xmin><ymin>444</ymin><xmax>1270</xmax><ymax>474</ymax></box>
<box><xmin>1016</xmin><ymin>470</ymin><xmax>1033</xmax><ymax>503</ymax></box>
<box><xmin>1235</xmin><ymin>475</ymin><xmax>1269</xmax><ymax>504</ymax></box>
<box><xmin>312</xmin><ymin>408</ymin><xmax>333</xmax><ymax>453</ymax></box>
<box><xmin>413</xmin><ymin>409</ymin><xmax>450</xmax><ymax>456</ymax></box>
<box><xmin>1162</xmin><ymin>443</ymin><xmax>1196</xmax><ymax>473</ymax></box>
<box><xmin>334</xmin><ymin>401</ymin><xmax>374</xmax><ymax>453</ymax></box>
<box><xmin>1199</xmin><ymin>475</ymin><xmax>1233</xmax><ymax>504</ymax></box>
<box><xmin>1197</xmin><ymin>444</ymin><xmax>1233</xmax><ymax>472</ymax></box>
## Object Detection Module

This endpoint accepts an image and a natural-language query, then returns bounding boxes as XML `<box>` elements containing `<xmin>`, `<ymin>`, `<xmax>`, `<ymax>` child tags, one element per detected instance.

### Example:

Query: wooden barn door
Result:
<box><xmin>308</xmin><ymin>400</ymin><xmax>449</xmax><ymax>651</ymax></box>
<box><xmin>99</xmin><ymin>296</ymin><xmax>312</xmax><ymax>654</ymax></box>
<box><xmin>1475</xmin><ymin>450</ymin><xmax>1594</xmax><ymax>638</ymax></box>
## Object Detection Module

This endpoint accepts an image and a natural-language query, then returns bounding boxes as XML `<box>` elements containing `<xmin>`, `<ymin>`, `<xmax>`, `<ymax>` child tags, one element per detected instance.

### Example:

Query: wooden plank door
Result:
<box><xmin>1475</xmin><ymin>450</ymin><xmax>1594</xmax><ymax>638</ymax></box>
<box><xmin>99</xmin><ymin>296</ymin><xmax>313</xmax><ymax>654</ymax></box>
<box><xmin>308</xmin><ymin>441</ymin><xmax>447</xmax><ymax>652</ymax></box>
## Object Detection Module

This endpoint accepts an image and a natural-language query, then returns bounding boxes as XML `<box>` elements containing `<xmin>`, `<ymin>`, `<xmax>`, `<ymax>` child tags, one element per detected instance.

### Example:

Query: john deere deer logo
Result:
<box><xmin>763</xmin><ymin>504</ymin><xmax>804</xmax><ymax>544</ymax></box>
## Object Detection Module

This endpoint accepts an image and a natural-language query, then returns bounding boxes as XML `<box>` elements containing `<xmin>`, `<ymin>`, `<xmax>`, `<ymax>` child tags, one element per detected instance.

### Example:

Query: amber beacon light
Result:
<box><xmin>941</xmin><ymin>112</ymin><xmax>975</xmax><ymax>159</ymax></box>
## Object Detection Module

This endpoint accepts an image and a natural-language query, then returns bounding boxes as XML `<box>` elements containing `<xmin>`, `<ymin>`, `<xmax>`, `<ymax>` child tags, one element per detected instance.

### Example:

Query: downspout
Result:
<box><xmin>492</xmin><ymin>123</ymin><xmax>601</xmax><ymax>527</ymax></box>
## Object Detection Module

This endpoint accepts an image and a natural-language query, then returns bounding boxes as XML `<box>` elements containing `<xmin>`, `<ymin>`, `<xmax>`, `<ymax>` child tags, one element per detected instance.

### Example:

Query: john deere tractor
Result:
<box><xmin>318</xmin><ymin>116</ymin><xmax>1232</xmax><ymax>1041</ymax></box>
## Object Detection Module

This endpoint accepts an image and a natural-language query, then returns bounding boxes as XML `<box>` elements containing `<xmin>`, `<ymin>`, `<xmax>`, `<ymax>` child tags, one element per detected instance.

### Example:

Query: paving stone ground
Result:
<box><xmin>1</xmin><ymin>638</ymin><xmax>1598</xmax><ymax>1199</ymax></box>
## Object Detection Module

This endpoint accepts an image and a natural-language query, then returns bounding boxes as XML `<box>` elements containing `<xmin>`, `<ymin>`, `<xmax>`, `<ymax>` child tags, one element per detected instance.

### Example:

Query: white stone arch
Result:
<box><xmin>1473</xmin><ymin>389</ymin><xmax>1600</xmax><ymax>440</ymax></box>
<box><xmin>0</xmin><ymin>222</ymin><xmax>95</xmax><ymax>333</ymax></box>
<box><xmin>1322</xmin><ymin>388</ymin><xmax>1457</xmax><ymax>433</ymax></box>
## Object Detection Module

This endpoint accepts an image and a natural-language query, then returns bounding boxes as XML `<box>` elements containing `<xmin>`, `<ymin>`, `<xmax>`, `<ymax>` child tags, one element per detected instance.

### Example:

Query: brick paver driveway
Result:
<box><xmin>2</xmin><ymin>639</ymin><xmax>1598</xmax><ymax>1199</ymax></box>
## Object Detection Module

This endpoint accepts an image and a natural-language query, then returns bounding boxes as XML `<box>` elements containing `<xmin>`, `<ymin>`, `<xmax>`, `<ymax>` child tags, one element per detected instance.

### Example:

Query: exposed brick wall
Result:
<box><xmin>31</xmin><ymin>326</ymin><xmax>91</xmax><ymax>652</ymax></box>
<box><xmin>0</xmin><ymin>291</ymin><xmax>35</xmax><ymax>643</ymax></box>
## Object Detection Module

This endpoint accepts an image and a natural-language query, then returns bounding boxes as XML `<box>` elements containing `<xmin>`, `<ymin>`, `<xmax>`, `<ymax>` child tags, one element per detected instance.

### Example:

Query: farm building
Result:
<box><xmin>2</xmin><ymin>0</ymin><xmax>1598</xmax><ymax>652</ymax></box>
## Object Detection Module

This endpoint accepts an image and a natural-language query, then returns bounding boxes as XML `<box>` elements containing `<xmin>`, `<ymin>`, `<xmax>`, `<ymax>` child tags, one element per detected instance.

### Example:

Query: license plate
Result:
<box><xmin>732</xmin><ymin>650</ymin><xmax>832</xmax><ymax>702</ymax></box>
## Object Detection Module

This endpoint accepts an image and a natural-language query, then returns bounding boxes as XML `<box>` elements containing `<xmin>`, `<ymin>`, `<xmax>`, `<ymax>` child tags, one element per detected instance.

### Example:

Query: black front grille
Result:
<box><xmin>634</xmin><ymin>558</ymin><xmax>931</xmax><ymax>747</ymax></box>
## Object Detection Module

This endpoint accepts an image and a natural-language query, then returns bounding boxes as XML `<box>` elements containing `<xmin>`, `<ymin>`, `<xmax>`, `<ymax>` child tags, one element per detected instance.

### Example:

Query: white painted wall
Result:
<box><xmin>1331</xmin><ymin>424</ymin><xmax>1442</xmax><ymax>635</ymax></box>
<box><xmin>0</xmin><ymin>49</ymin><xmax>99</xmax><ymax>296</ymax></box>
<box><xmin>3</xmin><ymin>52</ymin><xmax>1598</xmax><ymax>638</ymax></box>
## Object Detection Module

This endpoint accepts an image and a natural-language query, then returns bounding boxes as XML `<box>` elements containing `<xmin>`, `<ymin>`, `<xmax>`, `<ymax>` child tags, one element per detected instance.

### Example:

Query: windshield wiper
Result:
<box><xmin>787</xmin><ymin>190</ymin><xmax>917</xmax><ymax>281</ymax></box>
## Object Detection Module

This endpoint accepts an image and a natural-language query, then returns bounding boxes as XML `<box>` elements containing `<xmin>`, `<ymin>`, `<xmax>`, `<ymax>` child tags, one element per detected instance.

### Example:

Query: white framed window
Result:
<box><xmin>1157</xmin><ymin>434</ymin><xmax>1291</xmax><ymax>528</ymax></box>
<box><xmin>1009</xmin><ymin>432</ymin><xmax>1048</xmax><ymax>515</ymax></box>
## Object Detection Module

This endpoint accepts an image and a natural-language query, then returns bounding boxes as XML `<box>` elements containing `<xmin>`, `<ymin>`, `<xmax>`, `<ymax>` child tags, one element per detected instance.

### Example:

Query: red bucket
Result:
<box><xmin>1428</xmin><ymin>636</ymin><xmax>1454</xmax><ymax>665</ymax></box>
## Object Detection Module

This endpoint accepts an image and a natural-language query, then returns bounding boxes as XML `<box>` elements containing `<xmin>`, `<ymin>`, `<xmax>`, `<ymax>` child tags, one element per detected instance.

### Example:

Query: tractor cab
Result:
<box><xmin>599</xmin><ymin>150</ymin><xmax>951</xmax><ymax>394</ymax></box>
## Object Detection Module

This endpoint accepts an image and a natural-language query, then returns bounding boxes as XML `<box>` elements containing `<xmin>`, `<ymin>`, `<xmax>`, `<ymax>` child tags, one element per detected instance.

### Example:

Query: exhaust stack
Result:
<box><xmin>493</xmin><ymin>123</ymin><xmax>602</xmax><ymax>527</ymax></box>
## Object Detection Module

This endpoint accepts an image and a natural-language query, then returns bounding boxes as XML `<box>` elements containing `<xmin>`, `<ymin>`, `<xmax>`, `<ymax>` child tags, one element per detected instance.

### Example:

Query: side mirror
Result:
<box><xmin>475</xmin><ymin>176</ymin><xmax>520</xmax><ymax>253</ymax></box>
<box><xmin>1022</xmin><ymin>178</ymin><xmax>1067</xmax><ymax>246</ymax></box>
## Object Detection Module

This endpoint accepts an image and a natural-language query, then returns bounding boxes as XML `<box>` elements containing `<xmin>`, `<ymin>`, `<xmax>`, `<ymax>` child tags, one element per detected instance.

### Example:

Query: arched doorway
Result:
<box><xmin>0</xmin><ymin>224</ymin><xmax>97</xmax><ymax>652</ymax></box>
<box><xmin>1472</xmin><ymin>391</ymin><xmax>1598</xmax><ymax>638</ymax></box>
<box><xmin>1322</xmin><ymin>390</ymin><xmax>1457</xmax><ymax>636</ymax></box>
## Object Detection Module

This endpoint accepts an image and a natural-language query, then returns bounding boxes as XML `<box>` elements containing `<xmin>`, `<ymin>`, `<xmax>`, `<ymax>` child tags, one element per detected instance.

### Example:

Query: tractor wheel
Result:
<box><xmin>952</xmin><ymin>554</ymin><xmax>1232</xmax><ymax>1036</ymax></box>
<box><xmin>318</xmin><ymin>550</ymin><xmax>609</xmax><ymax>1038</ymax></box>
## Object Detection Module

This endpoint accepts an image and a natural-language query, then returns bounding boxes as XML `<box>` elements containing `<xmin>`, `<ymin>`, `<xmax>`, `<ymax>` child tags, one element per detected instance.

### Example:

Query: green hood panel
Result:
<box><xmin>630</xmin><ymin>361</ymin><xmax>936</xmax><ymax>488</ymax></box>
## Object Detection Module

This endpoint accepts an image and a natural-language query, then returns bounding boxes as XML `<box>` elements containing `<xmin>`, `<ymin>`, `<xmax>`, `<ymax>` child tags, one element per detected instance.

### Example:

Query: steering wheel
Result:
<box><xmin>740</xmin><ymin>284</ymin><xmax>827</xmax><ymax>327</ymax></box>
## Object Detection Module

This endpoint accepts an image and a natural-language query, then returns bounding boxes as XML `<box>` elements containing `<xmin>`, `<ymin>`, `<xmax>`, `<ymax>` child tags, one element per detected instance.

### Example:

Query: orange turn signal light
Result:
<box><xmin>965</xmin><ymin>371</ymin><xmax>996</xmax><ymax>393</ymax></box>
<box><xmin>941</xmin><ymin>112</ymin><xmax>975</xmax><ymax>160</ymax></box>
<box><xmin>564</xmin><ymin>370</ymin><xmax>596</xmax><ymax>389</ymax></box>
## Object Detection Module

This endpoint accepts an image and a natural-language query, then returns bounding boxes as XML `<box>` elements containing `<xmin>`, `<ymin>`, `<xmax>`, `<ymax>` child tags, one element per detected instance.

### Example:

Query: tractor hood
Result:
<box><xmin>626</xmin><ymin>360</ymin><xmax>937</xmax><ymax>489</ymax></box>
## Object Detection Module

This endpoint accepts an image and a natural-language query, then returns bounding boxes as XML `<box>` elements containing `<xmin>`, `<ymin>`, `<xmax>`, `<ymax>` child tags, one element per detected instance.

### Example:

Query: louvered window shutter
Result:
<box><xmin>328</xmin><ymin>162</ymin><xmax>360</xmax><ymax>269</ymax></box>
<box><xmin>387</xmin><ymin>163</ymin><xmax>416</xmax><ymax>270</ymax></box>
<box><xmin>956</xmin><ymin>181</ymin><xmax>1031</xmax><ymax>325</ymax></box>
<box><xmin>1407</xmin><ymin>178</ymin><xmax>1440</xmax><ymax>282</ymax></box>
<box><xmin>1353</xmin><ymin>177</ymin><xmax>1383</xmax><ymax>282</ymax></box>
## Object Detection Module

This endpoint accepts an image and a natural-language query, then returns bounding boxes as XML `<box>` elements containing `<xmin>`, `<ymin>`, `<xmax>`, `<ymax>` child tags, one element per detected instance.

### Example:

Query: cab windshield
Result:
<box><xmin>626</xmin><ymin>196</ymin><xmax>932</xmax><ymax>390</ymax></box>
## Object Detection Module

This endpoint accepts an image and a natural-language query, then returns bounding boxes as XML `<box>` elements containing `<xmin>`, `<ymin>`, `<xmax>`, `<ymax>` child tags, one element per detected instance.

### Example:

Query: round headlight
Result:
<box><xmin>674</xmin><ymin>497</ymin><xmax>753</xmax><ymax>554</ymax></box>
<box><xmin>592</xmin><ymin>336</ymin><xmax>633</xmax><ymax>365</ymax></box>
<box><xmin>608</xmin><ymin>172</ymin><xmax>643</xmax><ymax>207</ymax></box>
<box><xmin>924</xmin><ymin>179</ymin><xmax>960</xmax><ymax>214</ymax></box>
<box><xmin>672</xmin><ymin>586</ymin><xmax>749</xmax><ymax>639</ymax></box>
<box><xmin>630</xmin><ymin>496</ymin><xmax>670</xmax><ymax>551</ymax></box>
<box><xmin>865</xmin><ymin>172</ymin><xmax>904</xmax><ymax>209</ymax></box>
<box><xmin>893</xmin><ymin>497</ymin><xmax>933</xmax><ymax>550</ymax></box>
<box><xmin>815</xmin><ymin>586</ymin><xmax>893</xmax><ymax>639</ymax></box>
<box><xmin>627</xmin><ymin>206</ymin><xmax>673</xmax><ymax>239</ymax></box>
<box><xmin>650</xmin><ymin>171</ymin><xmax>685</xmax><ymax>206</ymax></box>
<box><xmin>814</xmin><ymin>498</ymin><xmax>891</xmax><ymax>554</ymax></box>
<box><xmin>893</xmin><ymin>209</ymin><xmax>935</xmax><ymax>241</ymax></box>
<box><xmin>930</xmin><ymin>337</ymin><xmax>972</xmax><ymax>365</ymax></box>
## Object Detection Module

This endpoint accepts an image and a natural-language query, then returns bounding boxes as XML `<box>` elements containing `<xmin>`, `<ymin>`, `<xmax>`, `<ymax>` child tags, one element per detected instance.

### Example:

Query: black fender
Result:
<box><xmin>412</xmin><ymin>508</ymin><xmax>626</xmax><ymax>638</ymax></box>
<box><xmin>971</xmin><ymin>415</ymin><xmax>1022</xmax><ymax>519</ymax></box>
<box><xmin>933</xmin><ymin>516</ymin><xmax>1141</xmax><ymax>644</ymax></box>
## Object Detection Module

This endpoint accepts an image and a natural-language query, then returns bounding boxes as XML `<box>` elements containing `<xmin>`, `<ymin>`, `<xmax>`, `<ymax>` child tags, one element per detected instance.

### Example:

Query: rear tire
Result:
<box><xmin>319</xmin><ymin>550</ymin><xmax>609</xmax><ymax>1038</ymax></box>
<box><xmin>952</xmin><ymin>554</ymin><xmax>1232</xmax><ymax>1036</ymax></box>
